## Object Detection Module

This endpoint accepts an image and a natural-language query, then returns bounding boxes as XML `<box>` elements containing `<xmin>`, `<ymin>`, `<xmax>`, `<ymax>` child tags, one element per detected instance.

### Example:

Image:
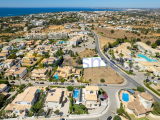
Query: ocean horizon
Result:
<box><xmin>0</xmin><ymin>7</ymin><xmax>123</xmax><ymax>17</ymax></box>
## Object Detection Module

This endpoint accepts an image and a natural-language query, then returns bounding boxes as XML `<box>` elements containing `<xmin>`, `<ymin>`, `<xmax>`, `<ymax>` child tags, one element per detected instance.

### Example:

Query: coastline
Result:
<box><xmin>0</xmin><ymin>7</ymin><xmax>123</xmax><ymax>17</ymax></box>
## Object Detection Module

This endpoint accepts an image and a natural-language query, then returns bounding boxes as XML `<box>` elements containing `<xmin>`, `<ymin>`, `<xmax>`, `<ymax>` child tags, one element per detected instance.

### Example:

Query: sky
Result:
<box><xmin>0</xmin><ymin>0</ymin><xmax>159</xmax><ymax>8</ymax></box>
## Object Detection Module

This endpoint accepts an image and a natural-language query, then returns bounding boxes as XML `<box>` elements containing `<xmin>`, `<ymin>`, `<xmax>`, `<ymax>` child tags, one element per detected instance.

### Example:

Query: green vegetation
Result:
<box><xmin>100</xmin><ymin>78</ymin><xmax>105</xmax><ymax>83</ymax></box>
<box><xmin>137</xmin><ymin>86</ymin><xmax>145</xmax><ymax>92</ymax></box>
<box><xmin>116</xmin><ymin>103</ymin><xmax>131</xmax><ymax>120</ymax></box>
<box><xmin>28</xmin><ymin>89</ymin><xmax>46</xmax><ymax>117</ymax></box>
<box><xmin>152</xmin><ymin>101</ymin><xmax>160</xmax><ymax>116</ymax></box>
<box><xmin>67</xmin><ymin>86</ymin><xmax>74</xmax><ymax>91</ymax></box>
<box><xmin>113</xmin><ymin>115</ymin><xmax>121</xmax><ymax>120</ymax></box>
<box><xmin>129</xmin><ymin>114</ymin><xmax>149</xmax><ymax>120</ymax></box>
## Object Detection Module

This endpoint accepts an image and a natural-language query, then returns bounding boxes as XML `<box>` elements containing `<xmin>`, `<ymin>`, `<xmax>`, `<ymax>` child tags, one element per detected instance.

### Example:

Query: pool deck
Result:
<box><xmin>119</xmin><ymin>90</ymin><xmax>135</xmax><ymax>109</ymax></box>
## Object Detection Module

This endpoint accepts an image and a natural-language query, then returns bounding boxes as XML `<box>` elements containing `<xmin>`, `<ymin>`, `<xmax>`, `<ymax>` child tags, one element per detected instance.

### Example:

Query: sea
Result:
<box><xmin>0</xmin><ymin>7</ymin><xmax>123</xmax><ymax>17</ymax></box>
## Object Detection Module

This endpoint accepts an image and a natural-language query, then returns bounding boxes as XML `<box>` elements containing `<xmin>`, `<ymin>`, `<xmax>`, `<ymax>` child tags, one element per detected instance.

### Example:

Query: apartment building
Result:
<box><xmin>25</xmin><ymin>33</ymin><xmax>46</xmax><ymax>40</ymax></box>
<box><xmin>5</xmin><ymin>87</ymin><xmax>38</xmax><ymax>114</ymax></box>
<box><xmin>136</xmin><ymin>42</ymin><xmax>160</xmax><ymax>55</ymax></box>
<box><xmin>113</xmin><ymin>42</ymin><xmax>131</xmax><ymax>60</ymax></box>
<box><xmin>68</xmin><ymin>35</ymin><xmax>83</xmax><ymax>47</ymax></box>
<box><xmin>48</xmin><ymin>30</ymin><xmax>68</xmax><ymax>39</ymax></box>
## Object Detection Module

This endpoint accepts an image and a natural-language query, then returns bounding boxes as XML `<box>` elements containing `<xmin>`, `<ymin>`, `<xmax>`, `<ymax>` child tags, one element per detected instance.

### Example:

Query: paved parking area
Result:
<box><xmin>71</xmin><ymin>37</ymin><xmax>95</xmax><ymax>53</ymax></box>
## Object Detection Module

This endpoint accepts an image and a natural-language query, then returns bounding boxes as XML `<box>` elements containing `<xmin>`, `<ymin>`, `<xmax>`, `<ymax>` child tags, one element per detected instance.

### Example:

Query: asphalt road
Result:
<box><xmin>87</xmin><ymin>26</ymin><xmax>160</xmax><ymax>102</ymax></box>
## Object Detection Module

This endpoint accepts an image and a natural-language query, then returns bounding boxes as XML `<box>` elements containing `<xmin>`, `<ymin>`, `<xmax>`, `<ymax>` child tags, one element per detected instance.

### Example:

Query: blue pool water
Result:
<box><xmin>122</xmin><ymin>93</ymin><xmax>129</xmax><ymax>102</ymax></box>
<box><xmin>59</xmin><ymin>41</ymin><xmax>67</xmax><ymax>44</ymax></box>
<box><xmin>53</xmin><ymin>74</ymin><xmax>59</xmax><ymax>80</ymax></box>
<box><xmin>38</xmin><ymin>89</ymin><xmax>40</xmax><ymax>92</ymax></box>
<box><xmin>0</xmin><ymin>62</ymin><xmax>4</xmax><ymax>66</ymax></box>
<box><xmin>73</xmin><ymin>89</ymin><xmax>79</xmax><ymax>98</ymax></box>
<box><xmin>138</xmin><ymin>54</ymin><xmax>158</xmax><ymax>62</ymax></box>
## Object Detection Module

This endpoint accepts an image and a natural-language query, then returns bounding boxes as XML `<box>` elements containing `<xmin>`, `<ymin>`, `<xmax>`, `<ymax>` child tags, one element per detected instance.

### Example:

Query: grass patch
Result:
<box><xmin>50</xmin><ymin>86</ymin><xmax>60</xmax><ymax>88</ymax></box>
<box><xmin>129</xmin><ymin>114</ymin><xmax>149</xmax><ymax>120</ymax></box>
<box><xmin>10</xmin><ymin>88</ymin><xmax>15</xmax><ymax>92</ymax></box>
<box><xmin>72</xmin><ymin>104</ymin><xmax>88</xmax><ymax>114</ymax></box>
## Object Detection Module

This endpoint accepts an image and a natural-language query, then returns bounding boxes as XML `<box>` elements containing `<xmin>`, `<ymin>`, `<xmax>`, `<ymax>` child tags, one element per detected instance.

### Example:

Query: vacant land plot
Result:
<box><xmin>94</xmin><ymin>27</ymin><xmax>159</xmax><ymax>44</ymax></box>
<box><xmin>63</xmin><ymin>49</ymin><xmax>97</xmax><ymax>67</ymax></box>
<box><xmin>79</xmin><ymin>49</ymin><xmax>97</xmax><ymax>58</ymax></box>
<box><xmin>83</xmin><ymin>67</ymin><xmax>124</xmax><ymax>84</ymax></box>
<box><xmin>97</xmin><ymin>35</ymin><xmax>115</xmax><ymax>49</ymax></box>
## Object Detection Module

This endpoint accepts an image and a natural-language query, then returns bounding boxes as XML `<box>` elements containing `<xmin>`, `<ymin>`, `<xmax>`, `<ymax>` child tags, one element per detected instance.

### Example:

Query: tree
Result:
<box><xmin>113</xmin><ymin>115</ymin><xmax>121</xmax><ymax>120</ymax></box>
<box><xmin>146</xmin><ymin>41</ymin><xmax>151</xmax><ymax>45</ymax></box>
<box><xmin>78</xmin><ymin>26</ymin><xmax>81</xmax><ymax>30</ymax></box>
<box><xmin>155</xmin><ymin>40</ymin><xmax>160</xmax><ymax>46</ymax></box>
<box><xmin>67</xmin><ymin>86</ymin><xmax>74</xmax><ymax>91</ymax></box>
<box><xmin>111</xmin><ymin>30</ymin><xmax>114</xmax><ymax>34</ymax></box>
<box><xmin>152</xmin><ymin>101</ymin><xmax>160</xmax><ymax>115</ymax></box>
<box><xmin>100</xmin><ymin>78</ymin><xmax>105</xmax><ymax>83</ymax></box>
<box><xmin>80</xmin><ymin>104</ymin><xmax>86</xmax><ymax>110</ymax></box>
<box><xmin>9</xmin><ymin>75</ymin><xmax>12</xmax><ymax>80</ymax></box>
<box><xmin>0</xmin><ymin>93</ymin><xmax>5</xmax><ymax>105</ymax></box>
<box><xmin>146</xmin><ymin>72</ymin><xmax>150</xmax><ymax>79</ymax></box>
<box><xmin>137</xmin><ymin>86</ymin><xmax>145</xmax><ymax>92</ymax></box>
<box><xmin>151</xmin><ymin>43</ymin><xmax>157</xmax><ymax>48</ymax></box>
<box><xmin>155</xmin><ymin>52</ymin><xmax>160</xmax><ymax>58</ymax></box>
<box><xmin>136</xmin><ymin>38</ymin><xmax>141</xmax><ymax>41</ymax></box>
<box><xmin>54</xmin><ymin>109</ymin><xmax>60</xmax><ymax>115</ymax></box>
<box><xmin>89</xmin><ymin>79</ymin><xmax>92</xmax><ymax>84</ymax></box>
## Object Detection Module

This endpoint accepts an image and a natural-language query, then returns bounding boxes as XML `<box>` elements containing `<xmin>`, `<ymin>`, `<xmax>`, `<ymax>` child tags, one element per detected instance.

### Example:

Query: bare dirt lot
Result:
<box><xmin>94</xmin><ymin>27</ymin><xmax>159</xmax><ymax>44</ymax></box>
<box><xmin>63</xmin><ymin>49</ymin><xmax>97</xmax><ymax>67</ymax></box>
<box><xmin>83</xmin><ymin>67</ymin><xmax>124</xmax><ymax>84</ymax></box>
<box><xmin>79</xmin><ymin>49</ymin><xmax>97</xmax><ymax>58</ymax></box>
<box><xmin>97</xmin><ymin>35</ymin><xmax>115</xmax><ymax>49</ymax></box>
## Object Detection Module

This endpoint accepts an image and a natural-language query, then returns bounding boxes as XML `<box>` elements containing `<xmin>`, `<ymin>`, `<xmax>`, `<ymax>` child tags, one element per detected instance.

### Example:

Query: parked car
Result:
<box><xmin>70</xmin><ymin>83</ymin><xmax>74</xmax><ymax>85</ymax></box>
<box><xmin>10</xmin><ymin>81</ymin><xmax>15</xmax><ymax>83</ymax></box>
<box><xmin>107</xmin><ymin>116</ymin><xmax>112</xmax><ymax>120</ymax></box>
<box><xmin>25</xmin><ymin>80</ymin><xmax>29</xmax><ymax>82</ymax></box>
<box><xmin>49</xmin><ymin>82</ymin><xmax>54</xmax><ymax>84</ymax></box>
<box><xmin>97</xmin><ymin>84</ymin><xmax>101</xmax><ymax>86</ymax></box>
<box><xmin>64</xmin><ymin>83</ymin><xmax>69</xmax><ymax>85</ymax></box>
<box><xmin>55</xmin><ymin>82</ymin><xmax>58</xmax><ymax>85</ymax></box>
<box><xmin>40</xmin><ymin>82</ymin><xmax>44</xmax><ymax>84</ymax></box>
<box><xmin>60</xmin><ymin>118</ymin><xmax>67</xmax><ymax>120</ymax></box>
<box><xmin>59</xmin><ymin>83</ymin><xmax>64</xmax><ymax>85</ymax></box>
<box><xmin>34</xmin><ymin>82</ymin><xmax>39</xmax><ymax>84</ymax></box>
<box><xmin>103</xmin><ymin>84</ymin><xmax>107</xmax><ymax>86</ymax></box>
<box><xmin>152</xmin><ymin>81</ymin><xmax>157</xmax><ymax>84</ymax></box>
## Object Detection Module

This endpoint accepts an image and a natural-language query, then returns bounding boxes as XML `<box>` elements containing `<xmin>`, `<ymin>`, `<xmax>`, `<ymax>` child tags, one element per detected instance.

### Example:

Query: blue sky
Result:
<box><xmin>0</xmin><ymin>0</ymin><xmax>159</xmax><ymax>8</ymax></box>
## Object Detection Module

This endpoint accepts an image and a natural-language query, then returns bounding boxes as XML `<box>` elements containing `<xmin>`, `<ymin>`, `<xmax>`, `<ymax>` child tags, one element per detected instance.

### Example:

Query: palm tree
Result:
<box><xmin>146</xmin><ymin>72</ymin><xmax>150</xmax><ymax>79</ymax></box>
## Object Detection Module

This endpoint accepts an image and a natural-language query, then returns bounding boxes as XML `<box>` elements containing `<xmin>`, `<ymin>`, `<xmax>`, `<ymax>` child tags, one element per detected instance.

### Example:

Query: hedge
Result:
<box><xmin>145</xmin><ymin>84</ymin><xmax>160</xmax><ymax>96</ymax></box>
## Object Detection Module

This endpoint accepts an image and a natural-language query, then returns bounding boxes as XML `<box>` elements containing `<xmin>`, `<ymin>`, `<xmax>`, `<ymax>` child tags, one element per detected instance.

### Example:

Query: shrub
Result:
<box><xmin>137</xmin><ymin>86</ymin><xmax>145</xmax><ymax>92</ymax></box>
<box><xmin>113</xmin><ymin>115</ymin><xmax>121</xmax><ymax>120</ymax></box>
<box><xmin>54</xmin><ymin>109</ymin><xmax>59</xmax><ymax>115</ymax></box>
<box><xmin>67</xmin><ymin>86</ymin><xmax>74</xmax><ymax>91</ymax></box>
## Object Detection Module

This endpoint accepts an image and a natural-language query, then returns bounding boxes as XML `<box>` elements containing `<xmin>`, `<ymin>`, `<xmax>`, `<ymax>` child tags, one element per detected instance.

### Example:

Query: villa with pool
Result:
<box><xmin>119</xmin><ymin>89</ymin><xmax>154</xmax><ymax>117</ymax></box>
<box><xmin>73</xmin><ymin>86</ymin><xmax>102</xmax><ymax>110</ymax></box>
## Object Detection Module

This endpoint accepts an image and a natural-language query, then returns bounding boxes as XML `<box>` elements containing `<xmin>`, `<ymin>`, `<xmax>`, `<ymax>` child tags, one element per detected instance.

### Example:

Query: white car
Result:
<box><xmin>49</xmin><ymin>82</ymin><xmax>53</xmax><ymax>84</ymax></box>
<box><xmin>152</xmin><ymin>81</ymin><xmax>157</xmax><ymax>84</ymax></box>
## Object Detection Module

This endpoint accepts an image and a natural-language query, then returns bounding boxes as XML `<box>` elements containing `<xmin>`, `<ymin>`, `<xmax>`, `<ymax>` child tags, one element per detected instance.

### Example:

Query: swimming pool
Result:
<box><xmin>138</xmin><ymin>54</ymin><xmax>158</xmax><ymax>62</ymax></box>
<box><xmin>53</xmin><ymin>74</ymin><xmax>59</xmax><ymax>80</ymax></box>
<box><xmin>0</xmin><ymin>62</ymin><xmax>4</xmax><ymax>66</ymax></box>
<box><xmin>38</xmin><ymin>89</ymin><xmax>40</xmax><ymax>92</ymax></box>
<box><xmin>73</xmin><ymin>89</ymin><xmax>79</xmax><ymax>98</ymax></box>
<box><xmin>122</xmin><ymin>93</ymin><xmax>129</xmax><ymax>102</ymax></box>
<box><xmin>59</xmin><ymin>41</ymin><xmax>67</xmax><ymax>44</ymax></box>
